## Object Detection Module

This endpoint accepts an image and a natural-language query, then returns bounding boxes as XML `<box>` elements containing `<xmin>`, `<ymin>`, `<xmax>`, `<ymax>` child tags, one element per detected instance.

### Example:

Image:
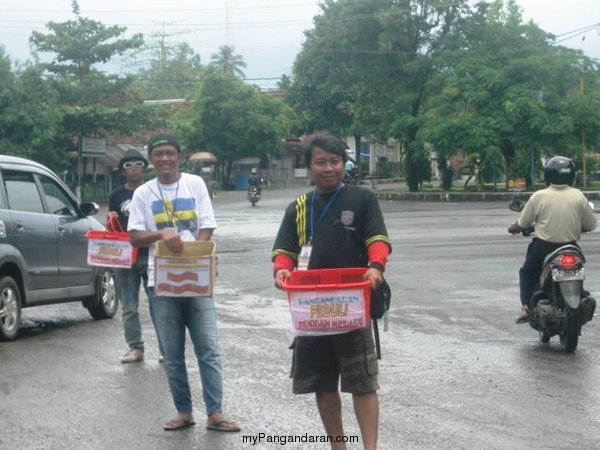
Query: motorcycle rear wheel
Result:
<box><xmin>559</xmin><ymin>306</ymin><xmax>579</xmax><ymax>353</ymax></box>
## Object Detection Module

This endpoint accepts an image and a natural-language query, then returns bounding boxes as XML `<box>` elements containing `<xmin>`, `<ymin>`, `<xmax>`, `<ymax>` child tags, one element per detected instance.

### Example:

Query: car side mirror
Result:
<box><xmin>509</xmin><ymin>199</ymin><xmax>523</xmax><ymax>212</ymax></box>
<box><xmin>80</xmin><ymin>202</ymin><xmax>99</xmax><ymax>216</ymax></box>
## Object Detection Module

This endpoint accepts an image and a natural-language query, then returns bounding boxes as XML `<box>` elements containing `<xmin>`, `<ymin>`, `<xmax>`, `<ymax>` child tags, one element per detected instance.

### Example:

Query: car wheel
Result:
<box><xmin>85</xmin><ymin>269</ymin><xmax>118</xmax><ymax>320</ymax></box>
<box><xmin>0</xmin><ymin>276</ymin><xmax>21</xmax><ymax>341</ymax></box>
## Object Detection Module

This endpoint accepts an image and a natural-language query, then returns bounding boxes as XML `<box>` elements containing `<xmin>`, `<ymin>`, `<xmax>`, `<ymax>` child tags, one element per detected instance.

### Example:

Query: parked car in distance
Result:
<box><xmin>0</xmin><ymin>155</ymin><xmax>117</xmax><ymax>340</ymax></box>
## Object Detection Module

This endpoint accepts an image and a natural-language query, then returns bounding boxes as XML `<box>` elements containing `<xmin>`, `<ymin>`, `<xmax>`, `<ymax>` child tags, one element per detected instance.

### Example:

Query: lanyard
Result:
<box><xmin>310</xmin><ymin>186</ymin><xmax>342</xmax><ymax>243</ymax></box>
<box><xmin>156</xmin><ymin>180</ymin><xmax>180</xmax><ymax>226</ymax></box>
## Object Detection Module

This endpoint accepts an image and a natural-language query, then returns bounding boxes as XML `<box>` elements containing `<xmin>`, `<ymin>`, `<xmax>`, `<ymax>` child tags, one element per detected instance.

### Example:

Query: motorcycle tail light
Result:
<box><xmin>558</xmin><ymin>254</ymin><xmax>579</xmax><ymax>268</ymax></box>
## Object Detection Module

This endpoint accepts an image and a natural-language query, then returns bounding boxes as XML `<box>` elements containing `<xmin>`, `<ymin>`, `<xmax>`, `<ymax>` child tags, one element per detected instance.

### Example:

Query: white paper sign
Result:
<box><xmin>87</xmin><ymin>238</ymin><xmax>136</xmax><ymax>268</ymax></box>
<box><xmin>288</xmin><ymin>287</ymin><xmax>368</xmax><ymax>336</ymax></box>
<box><xmin>154</xmin><ymin>256</ymin><xmax>213</xmax><ymax>297</ymax></box>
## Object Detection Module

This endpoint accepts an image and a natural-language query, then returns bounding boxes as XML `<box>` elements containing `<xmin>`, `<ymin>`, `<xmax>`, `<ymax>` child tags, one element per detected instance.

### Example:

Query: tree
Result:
<box><xmin>29</xmin><ymin>1</ymin><xmax>163</xmax><ymax>193</ymax></box>
<box><xmin>0</xmin><ymin>51</ymin><xmax>65</xmax><ymax>171</ymax></box>
<box><xmin>287</xmin><ymin>0</ymin><xmax>470</xmax><ymax>190</ymax></box>
<box><xmin>420</xmin><ymin>0</ymin><xmax>600</xmax><ymax>187</ymax></box>
<box><xmin>134</xmin><ymin>42</ymin><xmax>204</xmax><ymax>100</ymax></box>
<box><xmin>210</xmin><ymin>45</ymin><xmax>246</xmax><ymax>78</ymax></box>
<box><xmin>176</xmin><ymin>69</ymin><xmax>291</xmax><ymax>187</ymax></box>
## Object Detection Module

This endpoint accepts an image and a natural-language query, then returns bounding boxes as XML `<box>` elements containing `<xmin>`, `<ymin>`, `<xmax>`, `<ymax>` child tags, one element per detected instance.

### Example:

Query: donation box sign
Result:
<box><xmin>86</xmin><ymin>230</ymin><xmax>138</xmax><ymax>268</ymax></box>
<box><xmin>288</xmin><ymin>287</ymin><xmax>368</xmax><ymax>335</ymax></box>
<box><xmin>154</xmin><ymin>241</ymin><xmax>216</xmax><ymax>298</ymax></box>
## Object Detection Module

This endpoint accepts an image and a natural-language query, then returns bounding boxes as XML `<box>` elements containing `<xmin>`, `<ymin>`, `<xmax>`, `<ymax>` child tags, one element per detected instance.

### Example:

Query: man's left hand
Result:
<box><xmin>365</xmin><ymin>267</ymin><xmax>384</xmax><ymax>289</ymax></box>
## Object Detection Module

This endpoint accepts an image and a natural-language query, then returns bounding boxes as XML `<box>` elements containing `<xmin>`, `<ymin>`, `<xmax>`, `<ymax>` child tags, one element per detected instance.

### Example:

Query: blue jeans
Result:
<box><xmin>116</xmin><ymin>267</ymin><xmax>149</xmax><ymax>351</ymax></box>
<box><xmin>147</xmin><ymin>288</ymin><xmax>223</xmax><ymax>416</ymax></box>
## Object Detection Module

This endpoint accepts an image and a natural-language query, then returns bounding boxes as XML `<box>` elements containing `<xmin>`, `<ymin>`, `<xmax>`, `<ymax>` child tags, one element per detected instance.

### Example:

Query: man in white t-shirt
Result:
<box><xmin>509</xmin><ymin>156</ymin><xmax>596</xmax><ymax>323</ymax></box>
<box><xmin>128</xmin><ymin>133</ymin><xmax>240</xmax><ymax>433</ymax></box>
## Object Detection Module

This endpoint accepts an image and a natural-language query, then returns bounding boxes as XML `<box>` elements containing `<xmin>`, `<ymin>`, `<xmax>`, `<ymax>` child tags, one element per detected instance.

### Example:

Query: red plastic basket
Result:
<box><xmin>282</xmin><ymin>268</ymin><xmax>371</xmax><ymax>334</ymax></box>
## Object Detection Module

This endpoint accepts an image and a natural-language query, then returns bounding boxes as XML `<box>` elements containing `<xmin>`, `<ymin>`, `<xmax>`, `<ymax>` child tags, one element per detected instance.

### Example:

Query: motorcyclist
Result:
<box><xmin>508</xmin><ymin>156</ymin><xmax>597</xmax><ymax>323</ymax></box>
<box><xmin>248</xmin><ymin>168</ymin><xmax>262</xmax><ymax>194</ymax></box>
<box><xmin>344</xmin><ymin>158</ymin><xmax>357</xmax><ymax>183</ymax></box>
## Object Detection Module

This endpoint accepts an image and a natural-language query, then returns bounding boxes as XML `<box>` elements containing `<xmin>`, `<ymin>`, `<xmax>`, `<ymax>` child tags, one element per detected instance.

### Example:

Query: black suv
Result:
<box><xmin>0</xmin><ymin>155</ymin><xmax>117</xmax><ymax>340</ymax></box>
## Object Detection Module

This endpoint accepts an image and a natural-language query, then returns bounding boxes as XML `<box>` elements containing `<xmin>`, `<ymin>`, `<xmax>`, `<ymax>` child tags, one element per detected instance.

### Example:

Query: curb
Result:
<box><xmin>374</xmin><ymin>190</ymin><xmax>600</xmax><ymax>202</ymax></box>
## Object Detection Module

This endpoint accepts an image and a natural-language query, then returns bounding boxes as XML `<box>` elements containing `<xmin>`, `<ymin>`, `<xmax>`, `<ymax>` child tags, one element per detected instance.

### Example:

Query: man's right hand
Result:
<box><xmin>161</xmin><ymin>228</ymin><xmax>184</xmax><ymax>254</ymax></box>
<box><xmin>274</xmin><ymin>269</ymin><xmax>291</xmax><ymax>290</ymax></box>
<box><xmin>508</xmin><ymin>222</ymin><xmax>522</xmax><ymax>235</ymax></box>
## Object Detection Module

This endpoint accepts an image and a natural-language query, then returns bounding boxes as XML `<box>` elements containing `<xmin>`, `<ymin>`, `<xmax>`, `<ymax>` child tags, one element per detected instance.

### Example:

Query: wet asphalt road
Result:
<box><xmin>1</xmin><ymin>186</ymin><xmax>600</xmax><ymax>450</ymax></box>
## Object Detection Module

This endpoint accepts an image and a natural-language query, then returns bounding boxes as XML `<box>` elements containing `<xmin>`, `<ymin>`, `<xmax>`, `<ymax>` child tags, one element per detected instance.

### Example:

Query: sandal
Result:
<box><xmin>515</xmin><ymin>305</ymin><xmax>530</xmax><ymax>324</ymax></box>
<box><xmin>163</xmin><ymin>417</ymin><xmax>196</xmax><ymax>431</ymax></box>
<box><xmin>206</xmin><ymin>419</ymin><xmax>241</xmax><ymax>432</ymax></box>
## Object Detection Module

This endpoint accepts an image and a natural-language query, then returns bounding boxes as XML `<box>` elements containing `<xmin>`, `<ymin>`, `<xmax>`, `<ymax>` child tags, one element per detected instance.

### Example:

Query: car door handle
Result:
<box><xmin>15</xmin><ymin>220</ymin><xmax>24</xmax><ymax>230</ymax></box>
<box><xmin>58</xmin><ymin>226</ymin><xmax>65</xmax><ymax>236</ymax></box>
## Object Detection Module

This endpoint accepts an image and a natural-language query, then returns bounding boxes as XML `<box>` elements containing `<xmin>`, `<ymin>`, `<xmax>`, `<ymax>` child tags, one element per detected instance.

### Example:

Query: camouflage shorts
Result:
<box><xmin>289</xmin><ymin>325</ymin><xmax>379</xmax><ymax>394</ymax></box>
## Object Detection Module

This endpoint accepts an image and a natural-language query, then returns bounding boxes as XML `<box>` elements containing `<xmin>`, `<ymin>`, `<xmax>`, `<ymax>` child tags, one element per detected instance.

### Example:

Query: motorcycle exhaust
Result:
<box><xmin>536</xmin><ymin>299</ymin><xmax>557</xmax><ymax>329</ymax></box>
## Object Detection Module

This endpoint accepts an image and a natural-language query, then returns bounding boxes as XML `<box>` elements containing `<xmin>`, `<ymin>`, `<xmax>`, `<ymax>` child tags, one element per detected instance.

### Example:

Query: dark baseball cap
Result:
<box><xmin>147</xmin><ymin>133</ymin><xmax>181</xmax><ymax>155</ymax></box>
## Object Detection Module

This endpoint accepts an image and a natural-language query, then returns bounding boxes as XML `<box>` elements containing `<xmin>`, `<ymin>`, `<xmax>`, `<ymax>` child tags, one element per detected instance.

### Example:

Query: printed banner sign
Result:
<box><xmin>87</xmin><ymin>235</ymin><xmax>137</xmax><ymax>268</ymax></box>
<box><xmin>155</xmin><ymin>255</ymin><xmax>214</xmax><ymax>297</ymax></box>
<box><xmin>288</xmin><ymin>287</ymin><xmax>368</xmax><ymax>335</ymax></box>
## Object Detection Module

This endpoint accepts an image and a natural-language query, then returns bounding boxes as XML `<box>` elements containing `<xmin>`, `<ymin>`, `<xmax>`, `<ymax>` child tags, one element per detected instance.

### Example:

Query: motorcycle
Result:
<box><xmin>248</xmin><ymin>185</ymin><xmax>261</xmax><ymax>206</ymax></box>
<box><xmin>343</xmin><ymin>168</ymin><xmax>359</xmax><ymax>185</ymax></box>
<box><xmin>509</xmin><ymin>199</ymin><xmax>596</xmax><ymax>352</ymax></box>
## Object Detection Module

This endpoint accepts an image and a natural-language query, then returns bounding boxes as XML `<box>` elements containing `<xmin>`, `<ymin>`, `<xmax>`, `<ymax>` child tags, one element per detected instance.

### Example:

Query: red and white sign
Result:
<box><xmin>288</xmin><ymin>287</ymin><xmax>368</xmax><ymax>336</ymax></box>
<box><xmin>154</xmin><ymin>255</ymin><xmax>214</xmax><ymax>297</ymax></box>
<box><xmin>86</xmin><ymin>230</ymin><xmax>137</xmax><ymax>268</ymax></box>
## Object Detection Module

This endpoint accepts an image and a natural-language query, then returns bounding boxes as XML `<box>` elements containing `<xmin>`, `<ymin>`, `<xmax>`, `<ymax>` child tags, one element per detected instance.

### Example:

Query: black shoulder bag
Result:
<box><xmin>370</xmin><ymin>279</ymin><xmax>391</xmax><ymax>359</ymax></box>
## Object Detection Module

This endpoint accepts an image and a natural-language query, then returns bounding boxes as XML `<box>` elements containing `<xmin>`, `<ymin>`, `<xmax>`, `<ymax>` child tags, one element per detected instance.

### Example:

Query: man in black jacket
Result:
<box><xmin>109</xmin><ymin>149</ymin><xmax>158</xmax><ymax>363</ymax></box>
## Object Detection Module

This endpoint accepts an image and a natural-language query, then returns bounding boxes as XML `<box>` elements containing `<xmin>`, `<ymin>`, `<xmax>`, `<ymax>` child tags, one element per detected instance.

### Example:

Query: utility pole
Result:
<box><xmin>226</xmin><ymin>0</ymin><xmax>233</xmax><ymax>46</ymax></box>
<box><xmin>580</xmin><ymin>77</ymin><xmax>587</xmax><ymax>188</ymax></box>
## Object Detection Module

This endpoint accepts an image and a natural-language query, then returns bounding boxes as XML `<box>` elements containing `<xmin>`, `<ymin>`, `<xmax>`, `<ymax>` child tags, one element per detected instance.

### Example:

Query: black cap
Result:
<box><xmin>147</xmin><ymin>133</ymin><xmax>181</xmax><ymax>155</ymax></box>
<box><xmin>118</xmin><ymin>148</ymin><xmax>148</xmax><ymax>170</ymax></box>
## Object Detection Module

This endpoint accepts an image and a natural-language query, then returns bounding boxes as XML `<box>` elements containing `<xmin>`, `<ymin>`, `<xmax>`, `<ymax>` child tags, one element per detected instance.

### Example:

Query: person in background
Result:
<box><xmin>509</xmin><ymin>156</ymin><xmax>597</xmax><ymax>323</ymax></box>
<box><xmin>248</xmin><ymin>168</ymin><xmax>263</xmax><ymax>193</ymax></box>
<box><xmin>108</xmin><ymin>149</ymin><xmax>160</xmax><ymax>363</ymax></box>
<box><xmin>271</xmin><ymin>133</ymin><xmax>391</xmax><ymax>450</ymax></box>
<box><xmin>128</xmin><ymin>133</ymin><xmax>241</xmax><ymax>433</ymax></box>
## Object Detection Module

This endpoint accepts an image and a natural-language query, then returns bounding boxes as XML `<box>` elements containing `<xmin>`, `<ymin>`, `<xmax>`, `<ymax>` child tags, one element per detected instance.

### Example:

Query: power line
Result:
<box><xmin>554</xmin><ymin>23</ymin><xmax>600</xmax><ymax>44</ymax></box>
<box><xmin>0</xmin><ymin>2</ymin><xmax>320</xmax><ymax>14</ymax></box>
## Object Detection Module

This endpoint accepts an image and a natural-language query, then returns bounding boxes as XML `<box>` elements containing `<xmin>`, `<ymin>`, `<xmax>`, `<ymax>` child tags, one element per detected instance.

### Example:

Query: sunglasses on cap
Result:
<box><xmin>122</xmin><ymin>160</ymin><xmax>146</xmax><ymax>169</ymax></box>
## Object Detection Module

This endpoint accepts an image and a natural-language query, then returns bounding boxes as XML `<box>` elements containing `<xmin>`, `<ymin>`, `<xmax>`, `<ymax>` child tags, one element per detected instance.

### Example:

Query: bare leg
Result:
<box><xmin>353</xmin><ymin>391</ymin><xmax>379</xmax><ymax>450</ymax></box>
<box><xmin>316</xmin><ymin>391</ymin><xmax>347</xmax><ymax>450</ymax></box>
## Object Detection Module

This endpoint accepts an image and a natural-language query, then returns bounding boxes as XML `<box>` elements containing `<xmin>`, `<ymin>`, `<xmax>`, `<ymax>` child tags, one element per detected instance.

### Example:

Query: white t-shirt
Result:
<box><xmin>128</xmin><ymin>173</ymin><xmax>217</xmax><ymax>286</ymax></box>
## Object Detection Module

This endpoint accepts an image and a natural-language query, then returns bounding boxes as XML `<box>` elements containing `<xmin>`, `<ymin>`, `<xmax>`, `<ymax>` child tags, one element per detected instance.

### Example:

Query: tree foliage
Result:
<box><xmin>28</xmin><ymin>1</ymin><xmax>163</xmax><ymax>173</ymax></box>
<box><xmin>134</xmin><ymin>42</ymin><xmax>204</xmax><ymax>100</ymax></box>
<box><xmin>421</xmin><ymin>0</ymin><xmax>600</xmax><ymax>186</ymax></box>
<box><xmin>288</xmin><ymin>0</ymin><xmax>471</xmax><ymax>191</ymax></box>
<box><xmin>210</xmin><ymin>45</ymin><xmax>247</xmax><ymax>79</ymax></box>
<box><xmin>287</xmin><ymin>0</ymin><xmax>600</xmax><ymax>190</ymax></box>
<box><xmin>176</xmin><ymin>69</ymin><xmax>292</xmax><ymax>187</ymax></box>
<box><xmin>0</xmin><ymin>51</ymin><xmax>66</xmax><ymax>171</ymax></box>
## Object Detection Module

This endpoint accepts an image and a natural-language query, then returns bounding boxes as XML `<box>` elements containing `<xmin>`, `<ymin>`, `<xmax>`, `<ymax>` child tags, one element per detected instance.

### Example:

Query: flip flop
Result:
<box><xmin>206</xmin><ymin>419</ymin><xmax>241</xmax><ymax>432</ymax></box>
<box><xmin>515</xmin><ymin>306</ymin><xmax>530</xmax><ymax>324</ymax></box>
<box><xmin>163</xmin><ymin>418</ymin><xmax>196</xmax><ymax>431</ymax></box>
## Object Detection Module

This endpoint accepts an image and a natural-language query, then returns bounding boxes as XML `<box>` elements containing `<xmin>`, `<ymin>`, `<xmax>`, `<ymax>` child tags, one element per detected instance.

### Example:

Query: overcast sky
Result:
<box><xmin>0</xmin><ymin>0</ymin><xmax>598</xmax><ymax>89</ymax></box>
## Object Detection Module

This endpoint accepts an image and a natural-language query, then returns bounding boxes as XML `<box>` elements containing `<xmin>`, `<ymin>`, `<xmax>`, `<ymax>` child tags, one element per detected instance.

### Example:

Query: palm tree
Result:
<box><xmin>210</xmin><ymin>45</ymin><xmax>246</xmax><ymax>78</ymax></box>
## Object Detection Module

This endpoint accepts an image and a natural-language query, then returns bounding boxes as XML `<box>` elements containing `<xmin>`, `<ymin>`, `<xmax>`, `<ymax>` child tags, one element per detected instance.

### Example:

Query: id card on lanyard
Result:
<box><xmin>297</xmin><ymin>244</ymin><xmax>312</xmax><ymax>271</ymax></box>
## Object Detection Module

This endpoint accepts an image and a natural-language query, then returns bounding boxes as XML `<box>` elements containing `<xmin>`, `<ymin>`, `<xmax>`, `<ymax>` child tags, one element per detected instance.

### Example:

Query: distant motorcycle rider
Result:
<box><xmin>508</xmin><ymin>156</ymin><xmax>597</xmax><ymax>323</ymax></box>
<box><xmin>248</xmin><ymin>168</ymin><xmax>262</xmax><ymax>194</ymax></box>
